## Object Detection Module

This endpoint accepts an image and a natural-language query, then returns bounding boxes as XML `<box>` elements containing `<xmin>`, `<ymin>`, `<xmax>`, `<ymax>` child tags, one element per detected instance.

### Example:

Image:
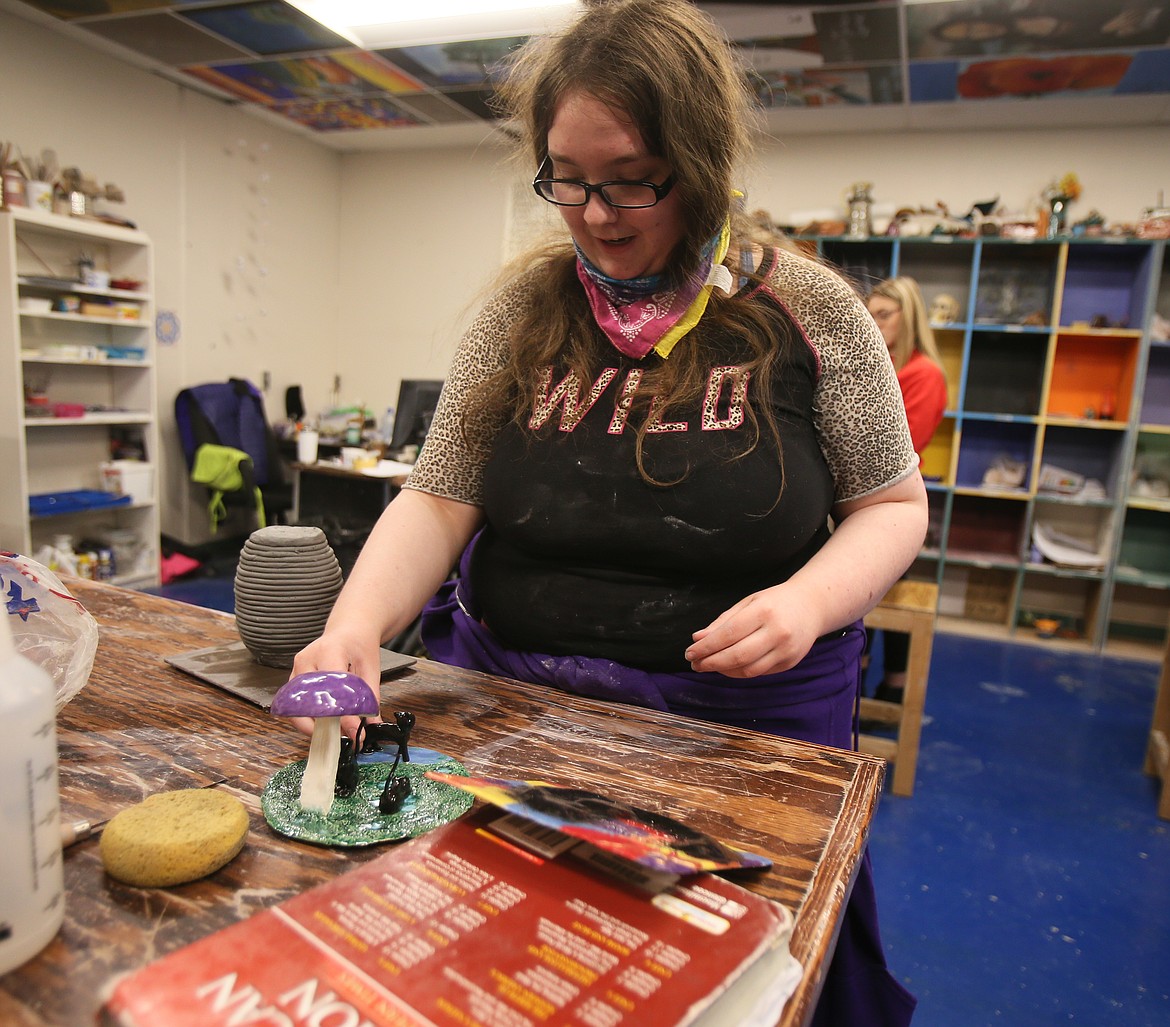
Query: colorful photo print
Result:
<box><xmin>755</xmin><ymin>65</ymin><xmax>903</xmax><ymax>108</ymax></box>
<box><xmin>178</xmin><ymin>1</ymin><xmax>350</xmax><ymax>55</ymax></box>
<box><xmin>813</xmin><ymin>6</ymin><xmax>901</xmax><ymax>64</ymax></box>
<box><xmin>183</xmin><ymin>53</ymin><xmax>423</xmax><ymax>106</ymax></box>
<box><xmin>376</xmin><ymin>37</ymin><xmax>527</xmax><ymax>88</ymax></box>
<box><xmin>330</xmin><ymin>50</ymin><xmax>425</xmax><ymax>94</ymax></box>
<box><xmin>274</xmin><ymin>95</ymin><xmax>423</xmax><ymax>131</ymax></box>
<box><xmin>720</xmin><ymin>4</ymin><xmax>899</xmax><ymax>71</ymax></box>
<box><xmin>907</xmin><ymin>0</ymin><xmax>1170</xmax><ymax>60</ymax></box>
<box><xmin>910</xmin><ymin>51</ymin><xmax>1152</xmax><ymax>102</ymax></box>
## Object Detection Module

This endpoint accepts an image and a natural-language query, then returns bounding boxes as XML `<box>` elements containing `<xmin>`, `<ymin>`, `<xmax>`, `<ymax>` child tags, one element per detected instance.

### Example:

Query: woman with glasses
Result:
<box><xmin>865</xmin><ymin>277</ymin><xmax>948</xmax><ymax>708</ymax></box>
<box><xmin>867</xmin><ymin>278</ymin><xmax>948</xmax><ymax>462</ymax></box>
<box><xmin>293</xmin><ymin>2</ymin><xmax>921</xmax><ymax>1023</ymax></box>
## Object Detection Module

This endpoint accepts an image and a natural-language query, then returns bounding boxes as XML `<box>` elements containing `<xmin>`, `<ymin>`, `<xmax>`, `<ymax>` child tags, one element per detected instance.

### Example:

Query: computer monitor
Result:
<box><xmin>390</xmin><ymin>379</ymin><xmax>444</xmax><ymax>452</ymax></box>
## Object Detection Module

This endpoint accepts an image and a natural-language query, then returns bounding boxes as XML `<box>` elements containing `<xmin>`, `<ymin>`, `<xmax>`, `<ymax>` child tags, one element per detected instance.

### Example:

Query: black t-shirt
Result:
<box><xmin>470</xmin><ymin>278</ymin><xmax>834</xmax><ymax>672</ymax></box>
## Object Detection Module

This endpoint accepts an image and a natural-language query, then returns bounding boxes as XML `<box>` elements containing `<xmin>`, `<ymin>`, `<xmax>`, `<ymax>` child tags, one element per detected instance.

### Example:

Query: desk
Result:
<box><xmin>2</xmin><ymin>579</ymin><xmax>886</xmax><ymax>1027</ymax></box>
<box><xmin>291</xmin><ymin>462</ymin><xmax>409</xmax><ymax>572</ymax></box>
<box><xmin>291</xmin><ymin>461</ymin><xmax>408</xmax><ymax>526</ymax></box>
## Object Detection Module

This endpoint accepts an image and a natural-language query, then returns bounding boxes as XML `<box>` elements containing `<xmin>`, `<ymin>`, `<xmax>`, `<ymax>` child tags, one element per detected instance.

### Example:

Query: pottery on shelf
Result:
<box><xmin>1046</xmin><ymin>195</ymin><xmax>1069</xmax><ymax>239</ymax></box>
<box><xmin>234</xmin><ymin>525</ymin><xmax>343</xmax><ymax>669</ymax></box>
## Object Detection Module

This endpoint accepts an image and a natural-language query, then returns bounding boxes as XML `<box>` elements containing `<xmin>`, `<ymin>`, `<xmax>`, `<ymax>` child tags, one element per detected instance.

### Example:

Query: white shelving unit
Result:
<box><xmin>0</xmin><ymin>207</ymin><xmax>159</xmax><ymax>587</ymax></box>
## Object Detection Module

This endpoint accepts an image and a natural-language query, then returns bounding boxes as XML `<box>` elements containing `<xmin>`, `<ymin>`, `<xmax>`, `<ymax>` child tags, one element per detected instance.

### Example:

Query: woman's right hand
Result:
<box><xmin>287</xmin><ymin>627</ymin><xmax>385</xmax><ymax>740</ymax></box>
<box><xmin>277</xmin><ymin>488</ymin><xmax>483</xmax><ymax>742</ymax></box>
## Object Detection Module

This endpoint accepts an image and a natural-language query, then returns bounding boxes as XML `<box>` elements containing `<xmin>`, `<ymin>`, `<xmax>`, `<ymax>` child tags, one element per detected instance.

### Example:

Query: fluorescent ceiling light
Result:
<box><xmin>288</xmin><ymin>1</ymin><xmax>581</xmax><ymax>49</ymax></box>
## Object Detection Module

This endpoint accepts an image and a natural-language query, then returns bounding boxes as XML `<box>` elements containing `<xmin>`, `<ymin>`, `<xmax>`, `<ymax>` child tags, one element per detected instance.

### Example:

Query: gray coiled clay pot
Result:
<box><xmin>234</xmin><ymin>525</ymin><xmax>343</xmax><ymax>669</ymax></box>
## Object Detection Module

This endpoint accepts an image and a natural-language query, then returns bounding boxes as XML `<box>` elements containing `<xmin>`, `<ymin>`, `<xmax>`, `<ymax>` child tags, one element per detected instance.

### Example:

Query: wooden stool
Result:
<box><xmin>1143</xmin><ymin>622</ymin><xmax>1170</xmax><ymax>820</ymax></box>
<box><xmin>859</xmin><ymin>580</ymin><xmax>938</xmax><ymax>797</ymax></box>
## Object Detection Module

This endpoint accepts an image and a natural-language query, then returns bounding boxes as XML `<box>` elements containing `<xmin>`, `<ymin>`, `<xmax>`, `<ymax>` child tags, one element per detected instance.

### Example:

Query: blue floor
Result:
<box><xmin>870</xmin><ymin>634</ymin><xmax>1169</xmax><ymax>1027</ymax></box>
<box><xmin>152</xmin><ymin>575</ymin><xmax>1168</xmax><ymax>1025</ymax></box>
<box><xmin>147</xmin><ymin>575</ymin><xmax>236</xmax><ymax>613</ymax></box>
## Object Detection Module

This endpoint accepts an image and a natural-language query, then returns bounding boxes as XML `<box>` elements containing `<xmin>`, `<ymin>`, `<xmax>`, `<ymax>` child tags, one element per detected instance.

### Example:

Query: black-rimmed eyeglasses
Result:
<box><xmin>532</xmin><ymin>157</ymin><xmax>676</xmax><ymax>209</ymax></box>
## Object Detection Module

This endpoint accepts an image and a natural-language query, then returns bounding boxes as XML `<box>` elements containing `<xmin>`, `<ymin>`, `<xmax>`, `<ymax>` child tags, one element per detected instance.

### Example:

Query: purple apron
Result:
<box><xmin>421</xmin><ymin>549</ymin><xmax>916</xmax><ymax>1026</ymax></box>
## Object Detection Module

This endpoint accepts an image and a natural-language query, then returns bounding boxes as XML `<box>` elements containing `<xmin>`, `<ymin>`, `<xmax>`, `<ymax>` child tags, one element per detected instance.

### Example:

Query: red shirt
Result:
<box><xmin>897</xmin><ymin>351</ymin><xmax>947</xmax><ymax>459</ymax></box>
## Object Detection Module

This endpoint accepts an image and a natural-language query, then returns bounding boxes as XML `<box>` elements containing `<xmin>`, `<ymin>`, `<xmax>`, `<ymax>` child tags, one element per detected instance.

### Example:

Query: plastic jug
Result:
<box><xmin>0</xmin><ymin>608</ymin><xmax>64</xmax><ymax>974</ymax></box>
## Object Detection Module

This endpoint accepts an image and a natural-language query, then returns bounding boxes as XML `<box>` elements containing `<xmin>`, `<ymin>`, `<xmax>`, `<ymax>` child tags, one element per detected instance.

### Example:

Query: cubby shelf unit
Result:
<box><xmin>814</xmin><ymin>235</ymin><xmax>1170</xmax><ymax>656</ymax></box>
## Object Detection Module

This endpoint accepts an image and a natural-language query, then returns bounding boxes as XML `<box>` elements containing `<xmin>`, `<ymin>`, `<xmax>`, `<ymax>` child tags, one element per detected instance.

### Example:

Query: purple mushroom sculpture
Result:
<box><xmin>271</xmin><ymin>671</ymin><xmax>380</xmax><ymax>815</ymax></box>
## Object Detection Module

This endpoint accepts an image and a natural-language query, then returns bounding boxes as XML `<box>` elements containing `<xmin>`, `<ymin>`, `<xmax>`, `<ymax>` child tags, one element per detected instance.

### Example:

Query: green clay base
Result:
<box><xmin>261</xmin><ymin>749</ymin><xmax>473</xmax><ymax>847</ymax></box>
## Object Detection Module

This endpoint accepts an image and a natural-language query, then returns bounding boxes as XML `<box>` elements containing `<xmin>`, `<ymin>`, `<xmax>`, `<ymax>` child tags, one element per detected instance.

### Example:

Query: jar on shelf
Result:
<box><xmin>847</xmin><ymin>181</ymin><xmax>873</xmax><ymax>239</ymax></box>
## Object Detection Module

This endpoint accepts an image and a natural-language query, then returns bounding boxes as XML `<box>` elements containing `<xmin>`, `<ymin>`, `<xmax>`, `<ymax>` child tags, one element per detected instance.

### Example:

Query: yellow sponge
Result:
<box><xmin>100</xmin><ymin>789</ymin><xmax>249</xmax><ymax>887</ymax></box>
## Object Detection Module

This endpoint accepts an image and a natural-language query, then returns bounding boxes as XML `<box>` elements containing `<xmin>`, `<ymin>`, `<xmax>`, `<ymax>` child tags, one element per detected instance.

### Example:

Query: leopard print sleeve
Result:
<box><xmin>766</xmin><ymin>248</ymin><xmax>918</xmax><ymax>503</ymax></box>
<box><xmin>403</xmin><ymin>275</ymin><xmax>536</xmax><ymax>505</ymax></box>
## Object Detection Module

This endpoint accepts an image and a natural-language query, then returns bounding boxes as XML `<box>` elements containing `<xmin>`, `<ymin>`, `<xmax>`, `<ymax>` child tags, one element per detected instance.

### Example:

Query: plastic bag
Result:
<box><xmin>1</xmin><ymin>552</ymin><xmax>99</xmax><ymax>711</ymax></box>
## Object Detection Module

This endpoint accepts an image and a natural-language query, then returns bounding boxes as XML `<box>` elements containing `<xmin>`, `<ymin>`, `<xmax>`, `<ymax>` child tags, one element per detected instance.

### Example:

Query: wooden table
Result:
<box><xmin>1</xmin><ymin>580</ymin><xmax>886</xmax><ymax>1027</ymax></box>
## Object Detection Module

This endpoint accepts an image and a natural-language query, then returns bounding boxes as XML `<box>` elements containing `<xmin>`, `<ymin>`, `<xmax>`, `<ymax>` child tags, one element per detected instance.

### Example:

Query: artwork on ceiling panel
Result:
<box><xmin>910</xmin><ymin>47</ymin><xmax>1170</xmax><ymax>102</ymax></box>
<box><xmin>181</xmin><ymin>54</ymin><xmax>425</xmax><ymax>106</ymax></box>
<box><xmin>273</xmin><ymin>96</ymin><xmax>424</xmax><ymax>131</ymax></box>
<box><xmin>377</xmin><ymin>37</ymin><xmax>528</xmax><ymax>89</ymax></box>
<box><xmin>906</xmin><ymin>0</ymin><xmax>1170</xmax><ymax>60</ymax></box>
<box><xmin>718</xmin><ymin>3</ymin><xmax>902</xmax><ymax>107</ymax></box>
<box><xmin>754</xmin><ymin>65</ymin><xmax>903</xmax><ymax>108</ymax></box>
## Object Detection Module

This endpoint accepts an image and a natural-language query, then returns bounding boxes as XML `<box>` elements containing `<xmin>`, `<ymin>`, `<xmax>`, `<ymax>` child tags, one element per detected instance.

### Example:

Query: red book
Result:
<box><xmin>100</xmin><ymin>808</ymin><xmax>800</xmax><ymax>1027</ymax></box>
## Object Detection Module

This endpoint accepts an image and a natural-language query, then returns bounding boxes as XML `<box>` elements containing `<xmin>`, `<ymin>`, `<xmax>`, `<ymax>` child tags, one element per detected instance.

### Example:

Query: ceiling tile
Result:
<box><xmin>178</xmin><ymin>1</ymin><xmax>350</xmax><ymax>56</ymax></box>
<box><xmin>81</xmin><ymin>11</ymin><xmax>252</xmax><ymax>65</ymax></box>
<box><xmin>393</xmin><ymin>91</ymin><xmax>480</xmax><ymax>125</ymax></box>
<box><xmin>441</xmin><ymin>88</ymin><xmax>497</xmax><ymax>121</ymax></box>
<box><xmin>16</xmin><ymin>0</ymin><xmax>175</xmax><ymax>18</ymax></box>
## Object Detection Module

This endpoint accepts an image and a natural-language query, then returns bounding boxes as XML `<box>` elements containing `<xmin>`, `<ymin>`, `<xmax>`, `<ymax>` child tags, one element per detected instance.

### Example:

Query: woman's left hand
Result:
<box><xmin>685</xmin><ymin>471</ymin><xmax>929</xmax><ymax>678</ymax></box>
<box><xmin>685</xmin><ymin>584</ymin><xmax>821</xmax><ymax>677</ymax></box>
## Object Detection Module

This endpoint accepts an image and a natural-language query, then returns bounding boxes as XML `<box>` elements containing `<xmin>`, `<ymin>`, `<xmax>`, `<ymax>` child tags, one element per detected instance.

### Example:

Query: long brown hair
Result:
<box><xmin>466</xmin><ymin>0</ymin><xmax>802</xmax><ymax>488</ymax></box>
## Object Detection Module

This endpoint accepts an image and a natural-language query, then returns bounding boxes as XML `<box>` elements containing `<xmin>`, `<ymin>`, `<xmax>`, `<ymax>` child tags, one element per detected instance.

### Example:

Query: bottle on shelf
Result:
<box><xmin>46</xmin><ymin>534</ymin><xmax>78</xmax><ymax>576</ymax></box>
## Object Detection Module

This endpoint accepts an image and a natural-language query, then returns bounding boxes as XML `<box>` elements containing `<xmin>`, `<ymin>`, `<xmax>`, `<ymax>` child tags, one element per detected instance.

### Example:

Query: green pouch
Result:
<box><xmin>191</xmin><ymin>444</ymin><xmax>266</xmax><ymax>531</ymax></box>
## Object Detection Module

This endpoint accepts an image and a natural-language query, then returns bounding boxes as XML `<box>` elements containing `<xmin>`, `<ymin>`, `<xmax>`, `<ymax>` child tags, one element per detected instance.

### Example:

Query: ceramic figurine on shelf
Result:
<box><xmin>928</xmin><ymin>294</ymin><xmax>960</xmax><ymax>324</ymax></box>
<box><xmin>1041</xmin><ymin>172</ymin><xmax>1082</xmax><ymax>239</ymax></box>
<box><xmin>847</xmin><ymin>181</ymin><xmax>873</xmax><ymax>238</ymax></box>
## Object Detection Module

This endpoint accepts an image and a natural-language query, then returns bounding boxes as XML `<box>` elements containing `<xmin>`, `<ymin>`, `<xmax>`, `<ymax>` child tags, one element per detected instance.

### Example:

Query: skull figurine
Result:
<box><xmin>929</xmin><ymin>293</ymin><xmax>960</xmax><ymax>324</ymax></box>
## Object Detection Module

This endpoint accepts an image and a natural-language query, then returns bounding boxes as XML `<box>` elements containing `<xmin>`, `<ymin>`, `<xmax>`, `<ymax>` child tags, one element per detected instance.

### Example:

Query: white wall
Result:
<box><xmin>747</xmin><ymin>126</ymin><xmax>1170</xmax><ymax>229</ymax></box>
<box><xmin>334</xmin><ymin>144</ymin><xmax>512</xmax><ymax>425</ymax></box>
<box><xmin>3</xmin><ymin>6</ymin><xmax>1169</xmax><ymax>550</ymax></box>
<box><xmin>0</xmin><ymin>10</ymin><xmax>340</xmax><ymax>544</ymax></box>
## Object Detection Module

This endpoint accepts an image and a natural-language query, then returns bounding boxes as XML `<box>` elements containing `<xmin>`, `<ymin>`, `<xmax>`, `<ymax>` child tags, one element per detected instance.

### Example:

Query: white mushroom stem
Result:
<box><xmin>299</xmin><ymin>718</ymin><xmax>341</xmax><ymax>815</ymax></box>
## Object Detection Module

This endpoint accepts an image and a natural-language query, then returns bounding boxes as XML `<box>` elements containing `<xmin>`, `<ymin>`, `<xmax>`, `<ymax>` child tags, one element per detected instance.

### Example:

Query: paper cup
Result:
<box><xmin>296</xmin><ymin>430</ymin><xmax>319</xmax><ymax>464</ymax></box>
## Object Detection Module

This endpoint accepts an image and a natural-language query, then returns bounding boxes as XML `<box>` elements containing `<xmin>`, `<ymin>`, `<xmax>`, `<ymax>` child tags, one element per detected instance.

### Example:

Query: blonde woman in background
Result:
<box><xmin>866</xmin><ymin>277</ymin><xmax>947</xmax><ymax>703</ymax></box>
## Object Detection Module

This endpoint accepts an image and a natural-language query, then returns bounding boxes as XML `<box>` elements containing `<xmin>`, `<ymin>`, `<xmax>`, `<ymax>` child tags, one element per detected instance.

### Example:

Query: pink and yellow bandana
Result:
<box><xmin>576</xmin><ymin>218</ymin><xmax>733</xmax><ymax>360</ymax></box>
